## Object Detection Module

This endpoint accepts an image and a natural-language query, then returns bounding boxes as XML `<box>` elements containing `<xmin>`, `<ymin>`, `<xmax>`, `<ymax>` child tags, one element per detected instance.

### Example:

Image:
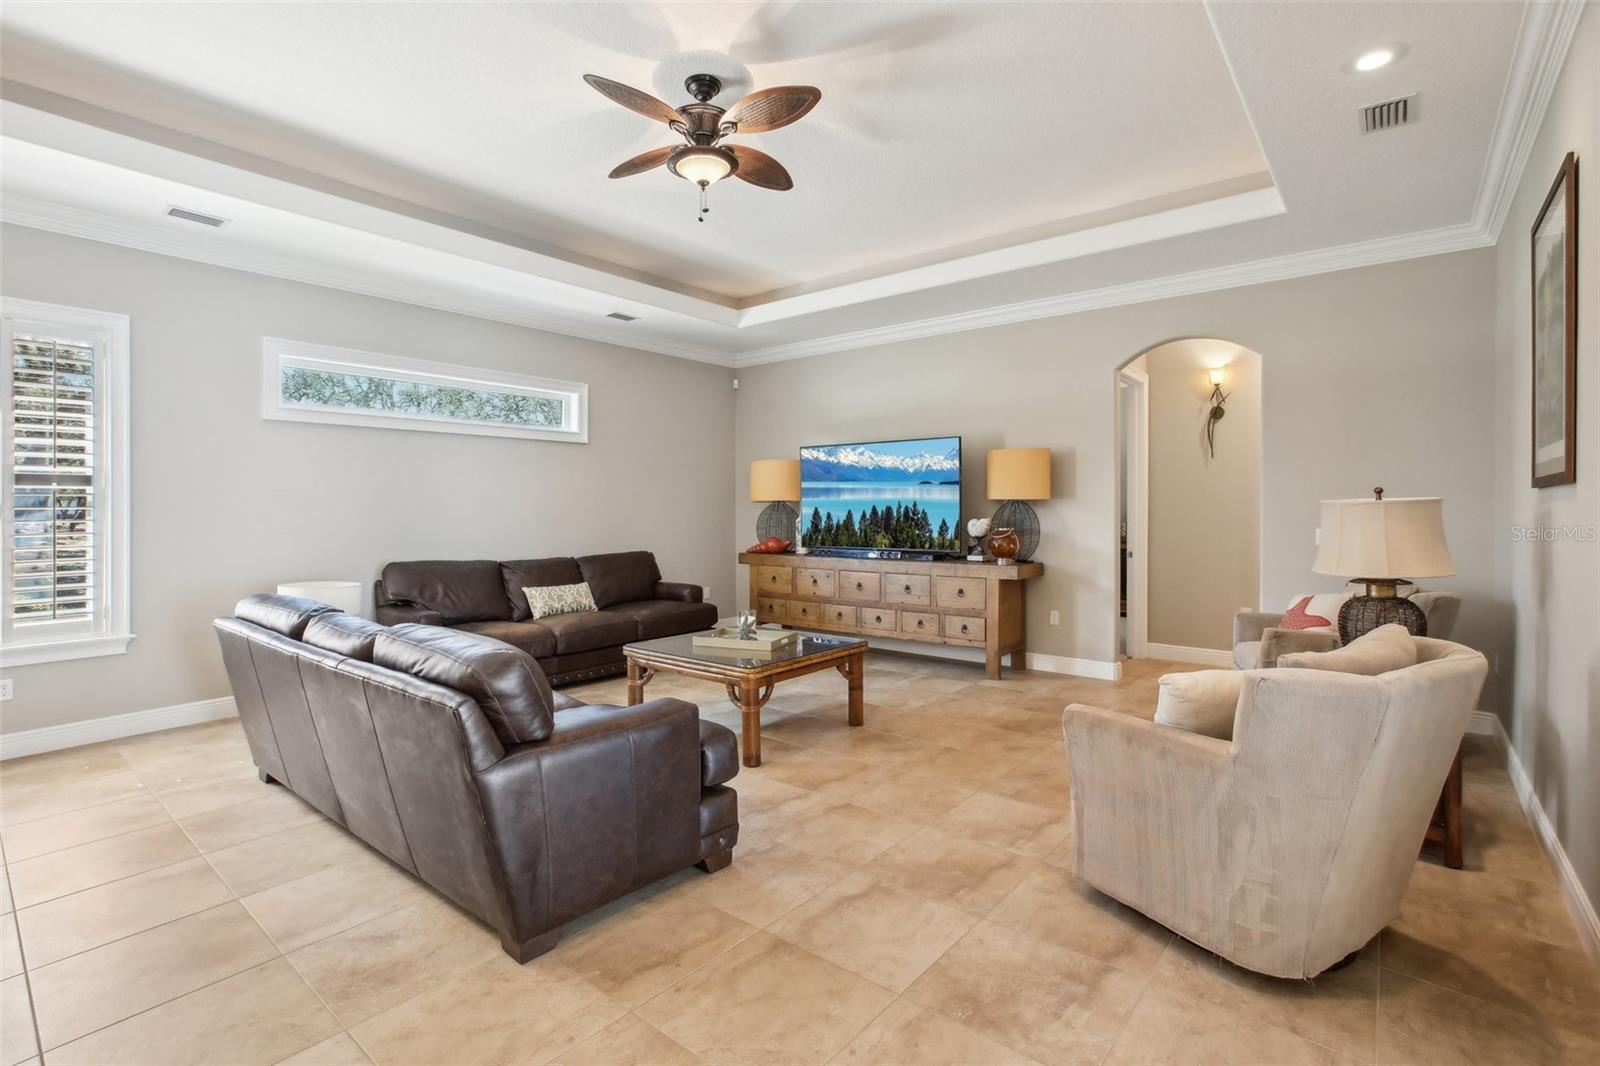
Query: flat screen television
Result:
<box><xmin>799</xmin><ymin>436</ymin><xmax>962</xmax><ymax>554</ymax></box>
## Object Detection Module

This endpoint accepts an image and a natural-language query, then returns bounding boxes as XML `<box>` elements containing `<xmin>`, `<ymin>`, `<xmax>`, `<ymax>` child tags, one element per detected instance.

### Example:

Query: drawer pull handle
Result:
<box><xmin>904</xmin><ymin>584</ymin><xmax>912</xmax><ymax>593</ymax></box>
<box><xmin>957</xmin><ymin>588</ymin><xmax>965</xmax><ymax>597</ymax></box>
<box><xmin>811</xmin><ymin>577</ymin><xmax>818</xmax><ymax>585</ymax></box>
<box><xmin>916</xmin><ymin>619</ymin><xmax>924</xmax><ymax>628</ymax></box>
<box><xmin>855</xmin><ymin>581</ymin><xmax>863</xmax><ymax>590</ymax></box>
<box><xmin>960</xmin><ymin>623</ymin><xmax>969</xmax><ymax>633</ymax></box>
<box><xmin>874</xmin><ymin>615</ymin><xmax>882</xmax><ymax>623</ymax></box>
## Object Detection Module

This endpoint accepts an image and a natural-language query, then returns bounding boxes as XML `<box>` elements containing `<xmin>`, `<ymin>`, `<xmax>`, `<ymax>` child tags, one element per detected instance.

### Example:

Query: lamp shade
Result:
<box><xmin>749</xmin><ymin>458</ymin><xmax>801</xmax><ymax>502</ymax></box>
<box><xmin>986</xmin><ymin>448</ymin><xmax>1052</xmax><ymax>501</ymax></box>
<box><xmin>277</xmin><ymin>580</ymin><xmax>363</xmax><ymax>616</ymax></box>
<box><xmin>1312</xmin><ymin>496</ymin><xmax>1455</xmax><ymax>579</ymax></box>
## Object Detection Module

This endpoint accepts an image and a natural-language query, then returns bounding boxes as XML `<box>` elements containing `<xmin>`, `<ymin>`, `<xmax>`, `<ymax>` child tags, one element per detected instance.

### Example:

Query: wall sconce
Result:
<box><xmin>1206</xmin><ymin>367</ymin><xmax>1229</xmax><ymax>458</ymax></box>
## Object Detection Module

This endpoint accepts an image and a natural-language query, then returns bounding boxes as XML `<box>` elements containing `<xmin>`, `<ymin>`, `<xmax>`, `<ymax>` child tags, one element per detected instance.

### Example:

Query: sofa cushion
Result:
<box><xmin>1233</xmin><ymin>641</ymin><xmax>1262</xmax><ymax>670</ymax></box>
<box><xmin>381</xmin><ymin>560</ymin><xmax>510</xmax><ymax>624</ymax></box>
<box><xmin>235</xmin><ymin>593</ymin><xmax>337</xmax><ymax>639</ymax></box>
<box><xmin>577</xmin><ymin>552</ymin><xmax>662</xmax><ymax>609</ymax></box>
<box><xmin>302</xmin><ymin>613</ymin><xmax>388</xmax><ymax>660</ymax></box>
<box><xmin>539</xmin><ymin>610</ymin><xmax>639</xmax><ymax>654</ymax></box>
<box><xmin>1154</xmin><ymin>670</ymin><xmax>1245</xmax><ymax>740</ymax></box>
<box><xmin>500</xmin><ymin>558</ymin><xmax>583</xmax><ymax>621</ymax></box>
<box><xmin>456</xmin><ymin>619</ymin><xmax>557</xmax><ymax>659</ymax></box>
<box><xmin>374</xmin><ymin>624</ymin><xmax>554</xmax><ymax>744</ymax></box>
<box><xmin>1278</xmin><ymin>623</ymin><xmax>1418</xmax><ymax>676</ymax></box>
<box><xmin>607</xmin><ymin>599</ymin><xmax>719</xmax><ymax>640</ymax></box>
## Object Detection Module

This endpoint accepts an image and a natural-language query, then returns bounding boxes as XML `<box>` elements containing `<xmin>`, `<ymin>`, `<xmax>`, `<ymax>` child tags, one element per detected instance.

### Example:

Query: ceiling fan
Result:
<box><xmin>584</xmin><ymin>72</ymin><xmax>821</xmax><ymax>220</ymax></box>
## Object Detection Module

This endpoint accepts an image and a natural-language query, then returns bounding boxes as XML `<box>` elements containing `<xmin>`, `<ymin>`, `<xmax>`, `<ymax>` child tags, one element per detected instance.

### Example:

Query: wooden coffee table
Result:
<box><xmin>624</xmin><ymin>630</ymin><xmax>867</xmax><ymax>767</ymax></box>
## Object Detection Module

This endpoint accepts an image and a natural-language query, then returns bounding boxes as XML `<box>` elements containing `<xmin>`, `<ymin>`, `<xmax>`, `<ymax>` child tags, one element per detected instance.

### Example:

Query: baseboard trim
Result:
<box><xmin>0</xmin><ymin>696</ymin><xmax>237</xmax><ymax>760</ymax></box>
<box><xmin>1145</xmin><ymin>643</ymin><xmax>1234</xmax><ymax>668</ymax></box>
<box><xmin>1471</xmin><ymin>709</ymin><xmax>1600</xmax><ymax>969</ymax></box>
<box><xmin>1024</xmin><ymin>652</ymin><xmax>1122</xmax><ymax>681</ymax></box>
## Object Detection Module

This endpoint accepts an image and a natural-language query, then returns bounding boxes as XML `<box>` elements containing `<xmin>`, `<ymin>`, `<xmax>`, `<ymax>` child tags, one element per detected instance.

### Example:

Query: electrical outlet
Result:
<box><xmin>0</xmin><ymin>678</ymin><xmax>13</xmax><ymax>701</ymax></box>
<box><xmin>1048</xmin><ymin>610</ymin><xmax>1060</xmax><ymax>626</ymax></box>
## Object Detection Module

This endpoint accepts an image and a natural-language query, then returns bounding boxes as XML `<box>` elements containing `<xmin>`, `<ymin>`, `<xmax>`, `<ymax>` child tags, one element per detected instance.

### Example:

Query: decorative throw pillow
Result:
<box><xmin>1277</xmin><ymin>623</ymin><xmax>1418</xmax><ymax>676</ymax></box>
<box><xmin>523</xmin><ymin>582</ymin><xmax>598</xmax><ymax>620</ymax></box>
<box><xmin>1153</xmin><ymin>670</ymin><xmax>1245</xmax><ymax>740</ymax></box>
<box><xmin>1279</xmin><ymin>595</ymin><xmax>1331</xmax><ymax>631</ymax></box>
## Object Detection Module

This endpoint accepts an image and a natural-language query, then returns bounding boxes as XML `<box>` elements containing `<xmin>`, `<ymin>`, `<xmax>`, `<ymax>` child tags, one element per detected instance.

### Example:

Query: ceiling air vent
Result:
<box><xmin>1361</xmin><ymin>95</ymin><xmax>1414</xmax><ymax>133</ymax></box>
<box><xmin>166</xmin><ymin>206</ymin><xmax>229</xmax><ymax>227</ymax></box>
<box><xmin>605</xmin><ymin>311</ymin><xmax>638</xmax><ymax>322</ymax></box>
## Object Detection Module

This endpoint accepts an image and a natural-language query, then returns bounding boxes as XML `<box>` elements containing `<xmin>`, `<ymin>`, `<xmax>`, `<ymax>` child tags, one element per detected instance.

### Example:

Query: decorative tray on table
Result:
<box><xmin>691</xmin><ymin>626</ymin><xmax>798</xmax><ymax>655</ymax></box>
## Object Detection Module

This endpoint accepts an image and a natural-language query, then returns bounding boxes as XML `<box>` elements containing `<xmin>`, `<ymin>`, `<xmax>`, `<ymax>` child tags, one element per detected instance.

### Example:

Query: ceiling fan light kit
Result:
<box><xmin>585</xmin><ymin>71</ymin><xmax>819</xmax><ymax>221</ymax></box>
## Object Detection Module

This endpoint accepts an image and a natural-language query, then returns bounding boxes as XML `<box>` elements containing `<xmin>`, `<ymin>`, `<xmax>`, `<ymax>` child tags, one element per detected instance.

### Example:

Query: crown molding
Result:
<box><xmin>0</xmin><ymin>193</ymin><xmax>738</xmax><ymax>367</ymax></box>
<box><xmin>733</xmin><ymin>221</ymin><xmax>1491</xmax><ymax>366</ymax></box>
<box><xmin>1473</xmin><ymin>0</ymin><xmax>1586</xmax><ymax>241</ymax></box>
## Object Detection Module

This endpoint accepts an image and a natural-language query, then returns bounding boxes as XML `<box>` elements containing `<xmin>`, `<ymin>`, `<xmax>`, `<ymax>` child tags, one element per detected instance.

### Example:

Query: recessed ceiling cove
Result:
<box><xmin>0</xmin><ymin>0</ymin><xmax>1268</xmax><ymax>303</ymax></box>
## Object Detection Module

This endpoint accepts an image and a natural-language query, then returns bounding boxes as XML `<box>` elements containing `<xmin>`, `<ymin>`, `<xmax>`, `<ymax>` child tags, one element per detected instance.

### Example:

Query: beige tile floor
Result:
<box><xmin>1</xmin><ymin>651</ymin><xmax>1597</xmax><ymax>1065</ymax></box>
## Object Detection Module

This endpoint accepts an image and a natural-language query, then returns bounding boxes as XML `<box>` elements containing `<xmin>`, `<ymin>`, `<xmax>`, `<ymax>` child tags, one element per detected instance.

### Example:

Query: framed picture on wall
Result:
<box><xmin>1531</xmin><ymin>151</ymin><xmax>1578</xmax><ymax>488</ymax></box>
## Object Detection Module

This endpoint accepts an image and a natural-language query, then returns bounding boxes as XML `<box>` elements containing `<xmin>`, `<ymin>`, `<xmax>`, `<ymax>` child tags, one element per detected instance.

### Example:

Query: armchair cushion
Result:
<box><xmin>1258</xmin><ymin>627</ymin><xmax>1340</xmax><ymax>668</ymax></box>
<box><xmin>1154</xmin><ymin>670</ymin><xmax>1245</xmax><ymax>740</ymax></box>
<box><xmin>1278</xmin><ymin>623</ymin><xmax>1417</xmax><ymax>676</ymax></box>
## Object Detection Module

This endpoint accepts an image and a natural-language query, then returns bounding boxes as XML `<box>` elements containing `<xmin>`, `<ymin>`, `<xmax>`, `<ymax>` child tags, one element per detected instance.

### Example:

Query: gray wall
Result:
<box><xmin>1490</xmin><ymin>3</ymin><xmax>1598</xmax><ymax>917</ymax></box>
<box><xmin>1145</xmin><ymin>339</ymin><xmax>1262</xmax><ymax>651</ymax></box>
<box><xmin>0</xmin><ymin>224</ymin><xmax>736</xmax><ymax>735</ymax></box>
<box><xmin>734</xmin><ymin>249</ymin><xmax>1495</xmax><ymax>671</ymax></box>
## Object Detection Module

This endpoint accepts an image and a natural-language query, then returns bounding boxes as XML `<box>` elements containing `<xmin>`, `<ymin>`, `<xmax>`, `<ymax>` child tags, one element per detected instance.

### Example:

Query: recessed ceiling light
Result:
<box><xmin>1355</xmin><ymin>48</ymin><xmax>1396</xmax><ymax>72</ymax></box>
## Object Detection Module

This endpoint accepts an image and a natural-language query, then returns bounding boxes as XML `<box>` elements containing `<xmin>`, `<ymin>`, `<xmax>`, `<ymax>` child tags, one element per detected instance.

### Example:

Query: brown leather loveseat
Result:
<box><xmin>214</xmin><ymin>593</ymin><xmax>740</xmax><ymax>962</ymax></box>
<box><xmin>374</xmin><ymin>551</ymin><xmax>718</xmax><ymax>684</ymax></box>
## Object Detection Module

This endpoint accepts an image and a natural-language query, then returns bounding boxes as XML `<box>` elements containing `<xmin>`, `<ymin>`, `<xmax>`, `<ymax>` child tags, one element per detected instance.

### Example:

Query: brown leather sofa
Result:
<box><xmin>374</xmin><ymin>551</ymin><xmax>718</xmax><ymax>684</ymax></box>
<box><xmin>213</xmin><ymin>593</ymin><xmax>739</xmax><ymax>963</ymax></box>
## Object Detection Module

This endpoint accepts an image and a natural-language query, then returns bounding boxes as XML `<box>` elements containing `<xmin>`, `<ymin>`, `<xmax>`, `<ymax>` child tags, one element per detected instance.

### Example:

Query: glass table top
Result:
<box><xmin>626</xmin><ymin>628</ymin><xmax>865</xmax><ymax>670</ymax></box>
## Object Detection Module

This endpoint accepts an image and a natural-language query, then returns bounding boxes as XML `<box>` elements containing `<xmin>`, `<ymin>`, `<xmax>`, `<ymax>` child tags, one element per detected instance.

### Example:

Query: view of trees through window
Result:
<box><xmin>804</xmin><ymin>502</ymin><xmax>959</xmax><ymax>552</ymax></box>
<box><xmin>280</xmin><ymin>366</ymin><xmax>567</xmax><ymax>428</ymax></box>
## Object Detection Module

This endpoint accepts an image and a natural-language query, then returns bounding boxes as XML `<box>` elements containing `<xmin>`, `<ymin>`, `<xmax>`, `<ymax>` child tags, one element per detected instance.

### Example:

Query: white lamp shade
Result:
<box><xmin>277</xmin><ymin>580</ymin><xmax>363</xmax><ymax>616</ymax></box>
<box><xmin>1312</xmin><ymin>497</ymin><xmax>1455</xmax><ymax>580</ymax></box>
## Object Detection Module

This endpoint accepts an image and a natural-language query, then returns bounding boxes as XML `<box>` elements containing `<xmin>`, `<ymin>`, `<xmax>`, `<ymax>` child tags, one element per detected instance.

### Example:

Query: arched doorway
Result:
<box><xmin>1117</xmin><ymin>338</ymin><xmax>1263</xmax><ymax>664</ymax></box>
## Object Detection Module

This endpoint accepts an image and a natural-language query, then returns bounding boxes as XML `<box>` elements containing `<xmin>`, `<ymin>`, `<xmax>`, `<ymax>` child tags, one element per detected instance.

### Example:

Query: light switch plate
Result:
<box><xmin>1048</xmin><ymin>610</ymin><xmax>1060</xmax><ymax>625</ymax></box>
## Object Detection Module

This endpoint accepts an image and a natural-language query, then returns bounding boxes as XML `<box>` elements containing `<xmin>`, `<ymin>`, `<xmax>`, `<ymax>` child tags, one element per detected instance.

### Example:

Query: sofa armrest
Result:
<box><xmin>654</xmin><ymin>581</ymin><xmax>704</xmax><ymax>603</ymax></box>
<box><xmin>1062</xmin><ymin>703</ymin><xmax>1234</xmax><ymax>923</ymax></box>
<box><xmin>699</xmin><ymin>720</ymin><xmax>739</xmax><ymax>787</ymax></box>
<box><xmin>1258</xmin><ymin>627</ymin><xmax>1340</xmax><ymax>667</ymax></box>
<box><xmin>1233</xmin><ymin>611</ymin><xmax>1285</xmax><ymax>646</ymax></box>
<box><xmin>472</xmin><ymin>697</ymin><xmax>704</xmax><ymax>940</ymax></box>
<box><xmin>375</xmin><ymin>602</ymin><xmax>445</xmax><ymax>626</ymax></box>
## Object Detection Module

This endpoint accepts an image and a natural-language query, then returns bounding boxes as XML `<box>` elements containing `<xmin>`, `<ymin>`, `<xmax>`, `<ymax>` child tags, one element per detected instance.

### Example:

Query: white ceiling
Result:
<box><xmin>0</xmin><ymin>1</ymin><xmax>1581</xmax><ymax>366</ymax></box>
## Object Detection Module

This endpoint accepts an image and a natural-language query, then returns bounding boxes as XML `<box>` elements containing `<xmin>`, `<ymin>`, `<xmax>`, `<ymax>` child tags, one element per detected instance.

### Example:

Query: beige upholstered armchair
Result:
<box><xmin>1232</xmin><ymin>589</ymin><xmax>1462</xmax><ymax>669</ymax></box>
<box><xmin>1062</xmin><ymin>638</ymin><xmax>1487</xmax><ymax>978</ymax></box>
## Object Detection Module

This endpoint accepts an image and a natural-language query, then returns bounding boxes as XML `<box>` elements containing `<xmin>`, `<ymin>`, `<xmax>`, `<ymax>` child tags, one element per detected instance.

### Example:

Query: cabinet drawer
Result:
<box><xmin>795</xmin><ymin>568</ymin><xmax>836</xmax><ymax>598</ymax></box>
<box><xmin>860</xmin><ymin>607</ymin><xmax>897</xmax><ymax>632</ymax></box>
<box><xmin>838</xmin><ymin>571</ymin><xmax>882</xmax><ymax>602</ymax></box>
<box><xmin>934</xmin><ymin>576</ymin><xmax>987</xmax><ymax>610</ymax></box>
<box><xmin>822</xmin><ymin>603</ymin><xmax>858</xmax><ymax>628</ymax></box>
<box><xmin>756</xmin><ymin>596</ymin><xmax>786</xmax><ymax>624</ymax></box>
<box><xmin>786</xmin><ymin>599</ymin><xmax>822</xmax><ymax>626</ymax></box>
<box><xmin>943</xmin><ymin>615</ymin><xmax>986</xmax><ymax>642</ymax></box>
<box><xmin>900</xmin><ymin>611</ymin><xmax>940</xmax><ymax>637</ymax></box>
<box><xmin>755</xmin><ymin>566</ymin><xmax>792</xmax><ymax>594</ymax></box>
<box><xmin>885</xmin><ymin>573</ymin><xmax>932</xmax><ymax>606</ymax></box>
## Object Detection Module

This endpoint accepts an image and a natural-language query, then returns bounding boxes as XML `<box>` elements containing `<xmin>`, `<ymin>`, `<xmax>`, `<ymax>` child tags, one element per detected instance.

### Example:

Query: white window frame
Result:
<box><xmin>1</xmin><ymin>297</ymin><xmax>133</xmax><ymax>667</ymax></box>
<box><xmin>261</xmin><ymin>338</ymin><xmax>589</xmax><ymax>444</ymax></box>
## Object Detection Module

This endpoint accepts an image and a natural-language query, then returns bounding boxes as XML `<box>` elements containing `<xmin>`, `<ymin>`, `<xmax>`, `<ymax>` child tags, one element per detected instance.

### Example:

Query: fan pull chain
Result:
<box><xmin>698</xmin><ymin>182</ymin><xmax>710</xmax><ymax>222</ymax></box>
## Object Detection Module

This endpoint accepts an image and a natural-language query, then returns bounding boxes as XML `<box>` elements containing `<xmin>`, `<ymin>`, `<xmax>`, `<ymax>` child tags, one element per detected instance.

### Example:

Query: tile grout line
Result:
<box><xmin>2</xmin><ymin>833</ymin><xmax>48</xmax><ymax>1066</ymax></box>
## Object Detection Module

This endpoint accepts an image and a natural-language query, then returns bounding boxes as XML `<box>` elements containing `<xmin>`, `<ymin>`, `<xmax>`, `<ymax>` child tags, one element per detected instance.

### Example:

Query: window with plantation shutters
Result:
<box><xmin>1</xmin><ymin>300</ymin><xmax>131</xmax><ymax>667</ymax></box>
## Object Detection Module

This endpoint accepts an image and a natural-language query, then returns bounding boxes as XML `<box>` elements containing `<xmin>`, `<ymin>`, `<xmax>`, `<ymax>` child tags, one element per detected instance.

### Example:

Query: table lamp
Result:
<box><xmin>750</xmin><ymin>458</ymin><xmax>802</xmax><ymax>544</ymax></box>
<box><xmin>1313</xmin><ymin>488</ymin><xmax>1454</xmax><ymax>643</ymax></box>
<box><xmin>986</xmin><ymin>448</ymin><xmax>1051</xmax><ymax>562</ymax></box>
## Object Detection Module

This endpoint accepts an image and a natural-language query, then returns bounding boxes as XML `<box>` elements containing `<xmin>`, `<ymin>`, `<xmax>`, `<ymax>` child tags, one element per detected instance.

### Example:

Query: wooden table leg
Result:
<box><xmin>626</xmin><ymin>658</ymin><xmax>653</xmax><ymax>707</ymax></box>
<box><xmin>984</xmin><ymin>646</ymin><xmax>1002</xmax><ymax>680</ymax></box>
<box><xmin>730</xmin><ymin>679</ymin><xmax>774</xmax><ymax>767</ymax></box>
<box><xmin>1009</xmin><ymin>649</ymin><xmax>1026</xmax><ymax>673</ymax></box>
<box><xmin>838</xmin><ymin>653</ymin><xmax>864</xmax><ymax>727</ymax></box>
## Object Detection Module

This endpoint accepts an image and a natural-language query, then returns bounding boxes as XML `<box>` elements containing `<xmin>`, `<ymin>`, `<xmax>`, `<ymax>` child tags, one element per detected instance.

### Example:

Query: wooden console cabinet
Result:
<box><xmin>739</xmin><ymin>552</ymin><xmax>1043</xmax><ymax>679</ymax></box>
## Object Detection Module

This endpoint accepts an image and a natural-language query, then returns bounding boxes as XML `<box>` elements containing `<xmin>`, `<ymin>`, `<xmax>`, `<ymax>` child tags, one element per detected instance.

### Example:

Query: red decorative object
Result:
<box><xmin>1280</xmin><ymin>596</ymin><xmax>1332</xmax><ymax>631</ymax></box>
<box><xmin>745</xmin><ymin>537</ymin><xmax>792</xmax><ymax>554</ymax></box>
<box><xmin>988</xmin><ymin>527</ymin><xmax>1020</xmax><ymax>565</ymax></box>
